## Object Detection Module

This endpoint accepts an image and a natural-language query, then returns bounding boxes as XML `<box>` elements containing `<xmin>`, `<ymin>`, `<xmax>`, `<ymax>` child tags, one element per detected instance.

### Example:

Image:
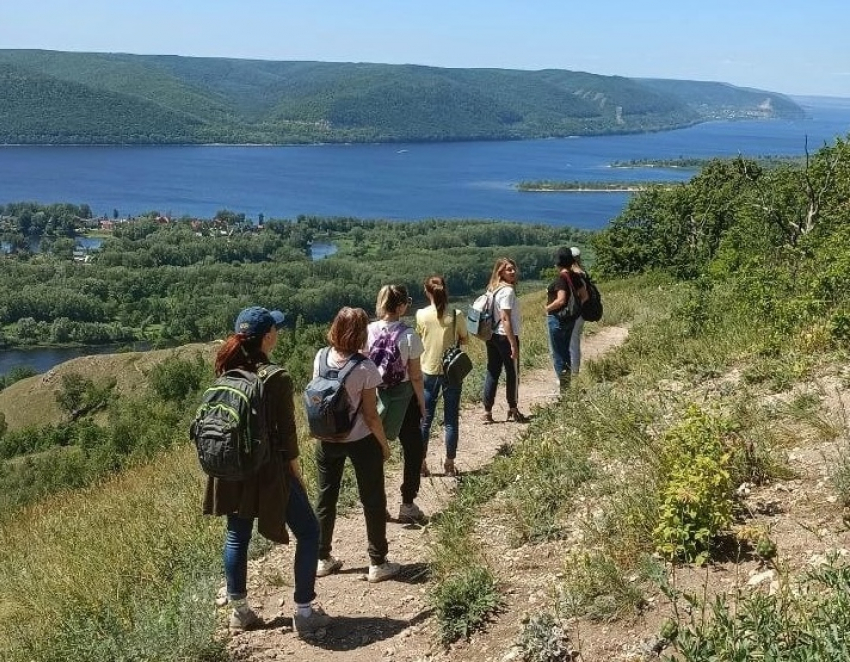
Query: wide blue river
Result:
<box><xmin>1</xmin><ymin>97</ymin><xmax>848</xmax><ymax>230</ymax></box>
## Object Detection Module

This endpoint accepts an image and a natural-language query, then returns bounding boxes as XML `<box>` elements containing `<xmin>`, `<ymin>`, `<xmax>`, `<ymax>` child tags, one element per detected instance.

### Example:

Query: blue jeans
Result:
<box><xmin>224</xmin><ymin>476</ymin><xmax>319</xmax><ymax>605</ymax></box>
<box><xmin>547</xmin><ymin>315</ymin><xmax>574</xmax><ymax>383</ymax></box>
<box><xmin>421</xmin><ymin>373</ymin><xmax>462</xmax><ymax>460</ymax></box>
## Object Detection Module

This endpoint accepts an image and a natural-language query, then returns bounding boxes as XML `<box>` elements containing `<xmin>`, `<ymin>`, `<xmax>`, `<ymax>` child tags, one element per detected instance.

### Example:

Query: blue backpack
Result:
<box><xmin>303</xmin><ymin>349</ymin><xmax>366</xmax><ymax>440</ymax></box>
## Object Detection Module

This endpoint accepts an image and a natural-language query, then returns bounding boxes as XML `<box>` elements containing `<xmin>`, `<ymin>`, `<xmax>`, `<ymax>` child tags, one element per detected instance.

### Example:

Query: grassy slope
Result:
<box><xmin>0</xmin><ymin>342</ymin><xmax>217</xmax><ymax>431</ymax></box>
<box><xmin>2</xmin><ymin>272</ymin><xmax>845</xmax><ymax>659</ymax></box>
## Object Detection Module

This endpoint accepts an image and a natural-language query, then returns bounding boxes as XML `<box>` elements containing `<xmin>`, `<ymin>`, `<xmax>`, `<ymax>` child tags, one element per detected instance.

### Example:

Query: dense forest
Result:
<box><xmin>0</xmin><ymin>50</ymin><xmax>804</xmax><ymax>144</ymax></box>
<box><xmin>0</xmin><ymin>212</ymin><xmax>590</xmax><ymax>350</ymax></box>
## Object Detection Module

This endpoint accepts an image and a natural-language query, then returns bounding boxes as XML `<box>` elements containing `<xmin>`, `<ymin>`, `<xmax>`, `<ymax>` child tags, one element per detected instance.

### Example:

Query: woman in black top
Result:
<box><xmin>542</xmin><ymin>248</ymin><xmax>586</xmax><ymax>391</ymax></box>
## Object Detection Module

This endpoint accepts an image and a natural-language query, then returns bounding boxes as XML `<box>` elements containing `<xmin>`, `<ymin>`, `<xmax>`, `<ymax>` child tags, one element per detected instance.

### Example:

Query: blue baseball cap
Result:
<box><xmin>234</xmin><ymin>306</ymin><xmax>286</xmax><ymax>336</ymax></box>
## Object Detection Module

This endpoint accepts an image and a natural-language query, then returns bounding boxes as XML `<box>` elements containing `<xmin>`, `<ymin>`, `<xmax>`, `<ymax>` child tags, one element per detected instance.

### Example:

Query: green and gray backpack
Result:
<box><xmin>189</xmin><ymin>365</ymin><xmax>283</xmax><ymax>481</ymax></box>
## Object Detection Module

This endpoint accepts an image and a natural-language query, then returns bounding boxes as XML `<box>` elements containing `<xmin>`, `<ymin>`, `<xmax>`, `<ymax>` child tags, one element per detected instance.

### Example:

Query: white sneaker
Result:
<box><xmin>316</xmin><ymin>555</ymin><xmax>343</xmax><ymax>577</ymax></box>
<box><xmin>397</xmin><ymin>502</ymin><xmax>427</xmax><ymax>524</ymax></box>
<box><xmin>368</xmin><ymin>560</ymin><xmax>401</xmax><ymax>583</ymax></box>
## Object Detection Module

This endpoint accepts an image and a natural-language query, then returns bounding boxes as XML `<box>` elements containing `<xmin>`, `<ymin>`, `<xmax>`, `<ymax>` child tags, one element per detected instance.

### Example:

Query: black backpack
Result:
<box><xmin>189</xmin><ymin>365</ymin><xmax>283</xmax><ymax>481</ymax></box>
<box><xmin>304</xmin><ymin>348</ymin><xmax>366</xmax><ymax>440</ymax></box>
<box><xmin>581</xmin><ymin>275</ymin><xmax>603</xmax><ymax>322</ymax></box>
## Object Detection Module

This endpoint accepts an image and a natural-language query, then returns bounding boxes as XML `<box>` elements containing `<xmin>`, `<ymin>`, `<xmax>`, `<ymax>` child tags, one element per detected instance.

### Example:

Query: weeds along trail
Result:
<box><xmin>225</xmin><ymin>324</ymin><xmax>630</xmax><ymax>661</ymax></box>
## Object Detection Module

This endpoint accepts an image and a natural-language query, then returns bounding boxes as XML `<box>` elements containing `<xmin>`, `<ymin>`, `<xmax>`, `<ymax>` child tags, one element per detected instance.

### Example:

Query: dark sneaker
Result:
<box><xmin>294</xmin><ymin>605</ymin><xmax>331</xmax><ymax>638</ymax></box>
<box><xmin>397</xmin><ymin>502</ymin><xmax>427</xmax><ymax>524</ymax></box>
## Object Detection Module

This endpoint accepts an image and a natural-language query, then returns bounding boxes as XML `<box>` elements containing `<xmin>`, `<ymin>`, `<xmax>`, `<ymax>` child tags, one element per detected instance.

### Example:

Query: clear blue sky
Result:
<box><xmin>1</xmin><ymin>0</ymin><xmax>848</xmax><ymax>98</ymax></box>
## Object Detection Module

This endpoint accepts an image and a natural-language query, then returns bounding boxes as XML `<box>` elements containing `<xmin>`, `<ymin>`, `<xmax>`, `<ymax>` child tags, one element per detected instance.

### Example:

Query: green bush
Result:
<box><xmin>147</xmin><ymin>353</ymin><xmax>208</xmax><ymax>403</ymax></box>
<box><xmin>653</xmin><ymin>407</ymin><xmax>734</xmax><ymax>564</ymax></box>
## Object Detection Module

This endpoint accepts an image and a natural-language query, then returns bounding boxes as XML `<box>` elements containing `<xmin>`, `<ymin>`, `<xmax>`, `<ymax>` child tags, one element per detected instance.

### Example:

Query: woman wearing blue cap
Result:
<box><xmin>203</xmin><ymin>306</ymin><xmax>330</xmax><ymax>638</ymax></box>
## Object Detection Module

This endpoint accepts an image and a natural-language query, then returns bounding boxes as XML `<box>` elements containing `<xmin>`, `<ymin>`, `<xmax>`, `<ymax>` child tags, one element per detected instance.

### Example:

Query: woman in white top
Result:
<box><xmin>367</xmin><ymin>284</ymin><xmax>428</xmax><ymax>524</ymax></box>
<box><xmin>482</xmin><ymin>257</ymin><xmax>529</xmax><ymax>423</ymax></box>
<box><xmin>313</xmin><ymin>307</ymin><xmax>401</xmax><ymax>584</ymax></box>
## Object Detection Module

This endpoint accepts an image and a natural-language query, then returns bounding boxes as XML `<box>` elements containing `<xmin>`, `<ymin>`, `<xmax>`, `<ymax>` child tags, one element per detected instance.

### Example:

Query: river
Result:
<box><xmin>0</xmin><ymin>97</ymin><xmax>847</xmax><ymax>230</ymax></box>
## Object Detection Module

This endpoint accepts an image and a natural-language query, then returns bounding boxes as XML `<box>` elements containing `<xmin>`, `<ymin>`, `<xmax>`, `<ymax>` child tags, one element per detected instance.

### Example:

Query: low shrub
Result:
<box><xmin>669</xmin><ymin>557</ymin><xmax>850</xmax><ymax>661</ymax></box>
<box><xmin>430</xmin><ymin>565</ymin><xmax>501</xmax><ymax>644</ymax></box>
<box><xmin>653</xmin><ymin>406</ymin><xmax>734</xmax><ymax>564</ymax></box>
<box><xmin>517</xmin><ymin>611</ymin><xmax>574</xmax><ymax>662</ymax></box>
<box><xmin>559</xmin><ymin>550</ymin><xmax>647</xmax><ymax>622</ymax></box>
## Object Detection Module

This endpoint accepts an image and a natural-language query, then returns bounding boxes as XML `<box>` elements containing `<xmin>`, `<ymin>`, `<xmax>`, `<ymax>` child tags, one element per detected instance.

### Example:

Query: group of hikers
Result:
<box><xmin>201</xmin><ymin>248</ymin><xmax>591</xmax><ymax>639</ymax></box>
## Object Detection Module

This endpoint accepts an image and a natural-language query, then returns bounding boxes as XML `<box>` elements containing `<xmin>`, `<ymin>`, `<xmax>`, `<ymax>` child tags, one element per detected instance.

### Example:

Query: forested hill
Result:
<box><xmin>0</xmin><ymin>49</ymin><xmax>805</xmax><ymax>145</ymax></box>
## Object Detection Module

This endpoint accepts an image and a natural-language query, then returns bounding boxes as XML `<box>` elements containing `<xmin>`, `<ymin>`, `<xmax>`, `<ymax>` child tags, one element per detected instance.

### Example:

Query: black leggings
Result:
<box><xmin>482</xmin><ymin>334</ymin><xmax>519</xmax><ymax>410</ymax></box>
<box><xmin>397</xmin><ymin>397</ymin><xmax>423</xmax><ymax>504</ymax></box>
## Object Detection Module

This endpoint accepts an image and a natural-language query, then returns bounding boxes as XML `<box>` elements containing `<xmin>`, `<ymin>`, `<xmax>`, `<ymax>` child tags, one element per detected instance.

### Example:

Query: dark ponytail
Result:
<box><xmin>424</xmin><ymin>275</ymin><xmax>448</xmax><ymax>319</ymax></box>
<box><xmin>214</xmin><ymin>333</ymin><xmax>264</xmax><ymax>375</ymax></box>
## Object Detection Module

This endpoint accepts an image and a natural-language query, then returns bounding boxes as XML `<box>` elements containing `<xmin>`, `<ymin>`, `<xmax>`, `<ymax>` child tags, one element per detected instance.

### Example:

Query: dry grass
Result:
<box><xmin>0</xmin><ymin>342</ymin><xmax>218</xmax><ymax>431</ymax></box>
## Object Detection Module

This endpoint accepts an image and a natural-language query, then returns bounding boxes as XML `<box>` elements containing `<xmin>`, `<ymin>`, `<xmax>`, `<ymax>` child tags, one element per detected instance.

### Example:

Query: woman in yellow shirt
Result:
<box><xmin>415</xmin><ymin>275</ymin><xmax>467</xmax><ymax>477</ymax></box>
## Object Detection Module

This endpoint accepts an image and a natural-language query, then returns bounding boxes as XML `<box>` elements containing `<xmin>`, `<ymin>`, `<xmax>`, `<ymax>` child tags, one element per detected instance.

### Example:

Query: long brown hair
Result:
<box><xmin>424</xmin><ymin>275</ymin><xmax>448</xmax><ymax>319</ymax></box>
<box><xmin>327</xmin><ymin>307</ymin><xmax>368</xmax><ymax>353</ymax></box>
<box><xmin>214</xmin><ymin>333</ymin><xmax>265</xmax><ymax>376</ymax></box>
<box><xmin>488</xmin><ymin>257</ymin><xmax>518</xmax><ymax>291</ymax></box>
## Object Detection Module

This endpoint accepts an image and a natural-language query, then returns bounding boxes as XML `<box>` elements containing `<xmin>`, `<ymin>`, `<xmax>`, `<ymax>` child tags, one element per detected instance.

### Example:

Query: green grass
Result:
<box><xmin>0</xmin><ymin>449</ymin><xmax>225</xmax><ymax>662</ymax></box>
<box><xmin>427</xmin><ymin>270</ymin><xmax>850</xmax><ymax>653</ymax></box>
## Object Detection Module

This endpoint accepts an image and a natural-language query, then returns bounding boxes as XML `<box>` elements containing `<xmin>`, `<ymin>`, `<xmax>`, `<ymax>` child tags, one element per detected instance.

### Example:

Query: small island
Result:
<box><xmin>517</xmin><ymin>180</ymin><xmax>678</xmax><ymax>193</ymax></box>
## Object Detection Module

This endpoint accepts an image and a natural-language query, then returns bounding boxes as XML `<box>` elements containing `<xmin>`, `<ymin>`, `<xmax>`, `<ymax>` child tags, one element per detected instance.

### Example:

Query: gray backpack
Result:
<box><xmin>303</xmin><ymin>349</ymin><xmax>366</xmax><ymax>440</ymax></box>
<box><xmin>190</xmin><ymin>365</ymin><xmax>283</xmax><ymax>481</ymax></box>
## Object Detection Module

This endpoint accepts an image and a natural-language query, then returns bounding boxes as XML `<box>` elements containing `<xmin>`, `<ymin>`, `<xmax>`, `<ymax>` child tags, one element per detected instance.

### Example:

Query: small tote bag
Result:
<box><xmin>441</xmin><ymin>310</ymin><xmax>472</xmax><ymax>386</ymax></box>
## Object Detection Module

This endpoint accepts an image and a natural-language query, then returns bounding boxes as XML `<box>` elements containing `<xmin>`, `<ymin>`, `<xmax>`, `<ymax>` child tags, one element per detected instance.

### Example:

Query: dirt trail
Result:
<box><xmin>227</xmin><ymin>326</ymin><xmax>629</xmax><ymax>662</ymax></box>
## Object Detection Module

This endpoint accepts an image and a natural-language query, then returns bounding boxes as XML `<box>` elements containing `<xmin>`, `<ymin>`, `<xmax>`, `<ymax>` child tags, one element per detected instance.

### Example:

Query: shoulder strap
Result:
<box><xmin>561</xmin><ymin>272</ymin><xmax>578</xmax><ymax>298</ymax></box>
<box><xmin>490</xmin><ymin>284</ymin><xmax>508</xmax><ymax>323</ymax></box>
<box><xmin>317</xmin><ymin>347</ymin><xmax>333</xmax><ymax>378</ymax></box>
<box><xmin>450</xmin><ymin>309</ymin><xmax>459</xmax><ymax>349</ymax></box>
<box><xmin>384</xmin><ymin>322</ymin><xmax>407</xmax><ymax>346</ymax></box>
<box><xmin>257</xmin><ymin>363</ymin><xmax>284</xmax><ymax>383</ymax></box>
<box><xmin>335</xmin><ymin>351</ymin><xmax>366</xmax><ymax>385</ymax></box>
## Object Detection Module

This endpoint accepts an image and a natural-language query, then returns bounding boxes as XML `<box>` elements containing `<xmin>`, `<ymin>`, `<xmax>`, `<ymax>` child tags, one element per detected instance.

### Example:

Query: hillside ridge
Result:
<box><xmin>0</xmin><ymin>49</ymin><xmax>805</xmax><ymax>145</ymax></box>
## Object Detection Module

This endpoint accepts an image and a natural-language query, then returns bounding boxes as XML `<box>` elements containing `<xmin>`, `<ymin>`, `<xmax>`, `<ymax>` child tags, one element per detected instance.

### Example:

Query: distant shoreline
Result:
<box><xmin>517</xmin><ymin>181</ymin><xmax>677</xmax><ymax>193</ymax></box>
<box><xmin>519</xmin><ymin>187</ymin><xmax>647</xmax><ymax>193</ymax></box>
